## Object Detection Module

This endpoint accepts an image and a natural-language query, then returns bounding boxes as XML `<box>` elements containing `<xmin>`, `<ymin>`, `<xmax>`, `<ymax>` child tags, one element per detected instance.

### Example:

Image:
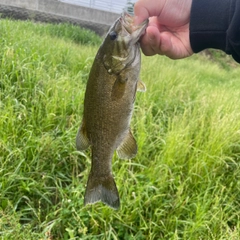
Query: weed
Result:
<box><xmin>0</xmin><ymin>19</ymin><xmax>240</xmax><ymax>239</ymax></box>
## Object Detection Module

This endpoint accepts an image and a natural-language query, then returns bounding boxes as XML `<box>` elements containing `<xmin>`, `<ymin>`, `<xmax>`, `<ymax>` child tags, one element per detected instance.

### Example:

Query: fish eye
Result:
<box><xmin>109</xmin><ymin>31</ymin><xmax>118</xmax><ymax>40</ymax></box>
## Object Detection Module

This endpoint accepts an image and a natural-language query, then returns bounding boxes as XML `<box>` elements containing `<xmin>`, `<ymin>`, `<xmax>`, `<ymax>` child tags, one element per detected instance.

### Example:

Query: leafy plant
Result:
<box><xmin>0</xmin><ymin>18</ymin><xmax>240</xmax><ymax>239</ymax></box>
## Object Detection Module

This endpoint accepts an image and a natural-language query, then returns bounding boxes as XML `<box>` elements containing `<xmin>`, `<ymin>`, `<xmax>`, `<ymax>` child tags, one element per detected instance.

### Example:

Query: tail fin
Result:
<box><xmin>84</xmin><ymin>173</ymin><xmax>120</xmax><ymax>210</ymax></box>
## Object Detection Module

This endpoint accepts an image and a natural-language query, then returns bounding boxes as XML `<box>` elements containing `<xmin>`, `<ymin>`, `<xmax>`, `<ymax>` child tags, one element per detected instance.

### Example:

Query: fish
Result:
<box><xmin>76</xmin><ymin>12</ymin><xmax>148</xmax><ymax>209</ymax></box>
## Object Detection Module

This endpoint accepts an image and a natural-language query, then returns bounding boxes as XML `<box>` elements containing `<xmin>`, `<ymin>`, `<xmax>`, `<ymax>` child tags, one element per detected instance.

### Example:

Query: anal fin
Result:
<box><xmin>117</xmin><ymin>129</ymin><xmax>138</xmax><ymax>159</ymax></box>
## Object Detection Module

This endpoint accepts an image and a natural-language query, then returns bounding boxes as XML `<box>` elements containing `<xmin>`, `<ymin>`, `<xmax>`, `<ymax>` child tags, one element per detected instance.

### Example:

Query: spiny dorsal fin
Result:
<box><xmin>117</xmin><ymin>129</ymin><xmax>138</xmax><ymax>159</ymax></box>
<box><xmin>76</xmin><ymin>119</ymin><xmax>90</xmax><ymax>151</ymax></box>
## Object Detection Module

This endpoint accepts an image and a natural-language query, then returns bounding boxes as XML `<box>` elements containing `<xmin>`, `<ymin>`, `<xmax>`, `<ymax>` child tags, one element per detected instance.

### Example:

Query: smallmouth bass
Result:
<box><xmin>76</xmin><ymin>13</ymin><xmax>148</xmax><ymax>209</ymax></box>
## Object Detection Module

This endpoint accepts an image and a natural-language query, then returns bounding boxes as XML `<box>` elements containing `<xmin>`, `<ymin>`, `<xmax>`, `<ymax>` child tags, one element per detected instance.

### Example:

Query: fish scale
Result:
<box><xmin>76</xmin><ymin>12</ymin><xmax>148</xmax><ymax>209</ymax></box>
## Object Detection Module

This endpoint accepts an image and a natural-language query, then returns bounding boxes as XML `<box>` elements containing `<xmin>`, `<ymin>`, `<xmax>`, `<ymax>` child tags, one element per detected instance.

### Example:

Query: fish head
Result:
<box><xmin>102</xmin><ymin>12</ymin><xmax>148</xmax><ymax>74</ymax></box>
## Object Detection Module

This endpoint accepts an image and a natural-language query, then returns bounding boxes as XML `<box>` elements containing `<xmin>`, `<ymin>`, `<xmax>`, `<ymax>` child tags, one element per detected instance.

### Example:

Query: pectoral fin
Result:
<box><xmin>111</xmin><ymin>75</ymin><xmax>127</xmax><ymax>101</ymax></box>
<box><xmin>117</xmin><ymin>129</ymin><xmax>138</xmax><ymax>159</ymax></box>
<box><xmin>76</xmin><ymin>119</ymin><xmax>90</xmax><ymax>151</ymax></box>
<box><xmin>137</xmin><ymin>80</ymin><xmax>146</xmax><ymax>92</ymax></box>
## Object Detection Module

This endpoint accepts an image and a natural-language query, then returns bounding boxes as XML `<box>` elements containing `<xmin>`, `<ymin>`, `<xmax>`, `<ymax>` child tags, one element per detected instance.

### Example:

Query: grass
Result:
<box><xmin>0</xmin><ymin>18</ymin><xmax>240</xmax><ymax>239</ymax></box>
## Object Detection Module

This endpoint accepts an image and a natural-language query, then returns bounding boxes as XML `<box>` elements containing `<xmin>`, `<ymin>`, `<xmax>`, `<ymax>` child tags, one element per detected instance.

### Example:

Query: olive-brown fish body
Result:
<box><xmin>76</xmin><ymin>13</ymin><xmax>148</xmax><ymax>209</ymax></box>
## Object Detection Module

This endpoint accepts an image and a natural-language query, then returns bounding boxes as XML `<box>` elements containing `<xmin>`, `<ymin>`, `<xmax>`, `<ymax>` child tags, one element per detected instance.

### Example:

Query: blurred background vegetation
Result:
<box><xmin>0</xmin><ymin>18</ymin><xmax>239</xmax><ymax>240</ymax></box>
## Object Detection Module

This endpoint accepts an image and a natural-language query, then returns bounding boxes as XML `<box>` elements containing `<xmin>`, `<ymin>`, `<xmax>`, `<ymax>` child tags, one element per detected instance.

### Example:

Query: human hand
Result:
<box><xmin>134</xmin><ymin>0</ymin><xmax>193</xmax><ymax>59</ymax></box>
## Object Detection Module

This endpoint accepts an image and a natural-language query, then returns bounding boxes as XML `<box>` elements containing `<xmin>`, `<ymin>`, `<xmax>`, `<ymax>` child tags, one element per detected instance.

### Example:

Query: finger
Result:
<box><xmin>134</xmin><ymin>0</ymin><xmax>164</xmax><ymax>24</ymax></box>
<box><xmin>134</xmin><ymin>3</ymin><xmax>149</xmax><ymax>25</ymax></box>
<box><xmin>157</xmin><ymin>31</ymin><xmax>192</xmax><ymax>59</ymax></box>
<box><xmin>140</xmin><ymin>27</ymin><xmax>181</xmax><ymax>58</ymax></box>
<box><xmin>157</xmin><ymin>32</ymin><xmax>177</xmax><ymax>58</ymax></box>
<box><xmin>140</xmin><ymin>26</ymin><xmax>162</xmax><ymax>56</ymax></box>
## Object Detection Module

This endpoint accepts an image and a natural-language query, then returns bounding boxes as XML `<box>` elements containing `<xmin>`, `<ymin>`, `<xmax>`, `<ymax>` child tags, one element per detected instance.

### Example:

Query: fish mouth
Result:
<box><xmin>120</xmin><ymin>12</ymin><xmax>148</xmax><ymax>42</ymax></box>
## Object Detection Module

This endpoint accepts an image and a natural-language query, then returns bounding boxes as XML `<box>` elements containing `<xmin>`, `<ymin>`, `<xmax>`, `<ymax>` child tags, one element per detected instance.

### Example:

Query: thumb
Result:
<box><xmin>134</xmin><ymin>1</ymin><xmax>156</xmax><ymax>24</ymax></box>
<box><xmin>134</xmin><ymin>0</ymin><xmax>167</xmax><ymax>24</ymax></box>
